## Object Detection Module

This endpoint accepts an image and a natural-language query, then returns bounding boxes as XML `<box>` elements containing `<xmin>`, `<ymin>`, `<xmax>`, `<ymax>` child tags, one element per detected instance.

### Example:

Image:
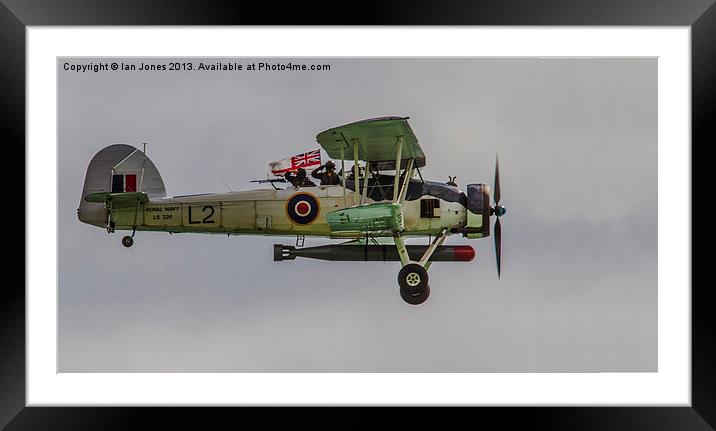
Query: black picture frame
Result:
<box><xmin>3</xmin><ymin>0</ymin><xmax>713</xmax><ymax>429</ymax></box>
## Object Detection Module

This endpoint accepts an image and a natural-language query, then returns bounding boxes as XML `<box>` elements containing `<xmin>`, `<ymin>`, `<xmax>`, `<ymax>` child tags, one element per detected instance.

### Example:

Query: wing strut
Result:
<box><xmin>371</xmin><ymin>164</ymin><xmax>389</xmax><ymax>201</ymax></box>
<box><xmin>392</xmin><ymin>137</ymin><xmax>403</xmax><ymax>202</ymax></box>
<box><xmin>340</xmin><ymin>147</ymin><xmax>347</xmax><ymax>207</ymax></box>
<box><xmin>398</xmin><ymin>158</ymin><xmax>414</xmax><ymax>204</ymax></box>
<box><xmin>353</xmin><ymin>140</ymin><xmax>360</xmax><ymax>203</ymax></box>
<box><xmin>361</xmin><ymin>160</ymin><xmax>370</xmax><ymax>204</ymax></box>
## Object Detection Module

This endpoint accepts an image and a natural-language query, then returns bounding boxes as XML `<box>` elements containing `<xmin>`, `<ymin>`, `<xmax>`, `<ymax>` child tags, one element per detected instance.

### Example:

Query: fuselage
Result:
<box><xmin>81</xmin><ymin>183</ymin><xmax>472</xmax><ymax>239</ymax></box>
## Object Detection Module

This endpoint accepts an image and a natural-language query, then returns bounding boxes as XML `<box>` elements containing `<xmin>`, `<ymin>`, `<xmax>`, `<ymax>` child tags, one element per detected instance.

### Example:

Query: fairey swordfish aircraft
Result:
<box><xmin>78</xmin><ymin>116</ymin><xmax>506</xmax><ymax>305</ymax></box>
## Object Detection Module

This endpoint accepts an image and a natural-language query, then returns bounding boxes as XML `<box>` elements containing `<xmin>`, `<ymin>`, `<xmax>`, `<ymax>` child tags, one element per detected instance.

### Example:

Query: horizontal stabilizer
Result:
<box><xmin>84</xmin><ymin>191</ymin><xmax>149</xmax><ymax>206</ymax></box>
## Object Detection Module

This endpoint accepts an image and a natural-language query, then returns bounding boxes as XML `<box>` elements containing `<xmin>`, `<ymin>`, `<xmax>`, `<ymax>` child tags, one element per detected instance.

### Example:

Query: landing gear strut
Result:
<box><xmin>393</xmin><ymin>228</ymin><xmax>447</xmax><ymax>305</ymax></box>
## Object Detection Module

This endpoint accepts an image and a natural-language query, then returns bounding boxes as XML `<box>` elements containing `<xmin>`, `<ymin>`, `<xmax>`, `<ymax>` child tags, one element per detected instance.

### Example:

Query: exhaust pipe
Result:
<box><xmin>274</xmin><ymin>243</ymin><xmax>475</xmax><ymax>262</ymax></box>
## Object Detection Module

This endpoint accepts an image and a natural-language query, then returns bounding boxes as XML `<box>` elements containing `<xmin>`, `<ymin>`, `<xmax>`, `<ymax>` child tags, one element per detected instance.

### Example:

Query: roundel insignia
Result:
<box><xmin>286</xmin><ymin>192</ymin><xmax>320</xmax><ymax>225</ymax></box>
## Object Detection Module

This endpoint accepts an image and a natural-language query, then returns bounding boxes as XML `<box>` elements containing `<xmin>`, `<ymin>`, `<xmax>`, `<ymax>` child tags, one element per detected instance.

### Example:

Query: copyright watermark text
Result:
<box><xmin>62</xmin><ymin>61</ymin><xmax>332</xmax><ymax>73</ymax></box>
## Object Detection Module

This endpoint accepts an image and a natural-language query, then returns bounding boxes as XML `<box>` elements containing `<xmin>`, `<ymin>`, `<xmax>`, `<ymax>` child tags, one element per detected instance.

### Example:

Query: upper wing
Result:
<box><xmin>316</xmin><ymin>116</ymin><xmax>426</xmax><ymax>170</ymax></box>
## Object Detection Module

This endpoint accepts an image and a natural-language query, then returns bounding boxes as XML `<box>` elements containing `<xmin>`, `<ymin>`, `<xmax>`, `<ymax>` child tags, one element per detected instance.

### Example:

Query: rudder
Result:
<box><xmin>78</xmin><ymin>144</ymin><xmax>166</xmax><ymax>228</ymax></box>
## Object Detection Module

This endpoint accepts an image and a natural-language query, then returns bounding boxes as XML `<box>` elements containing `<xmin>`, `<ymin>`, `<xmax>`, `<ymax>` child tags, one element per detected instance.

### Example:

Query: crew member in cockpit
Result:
<box><xmin>311</xmin><ymin>160</ymin><xmax>340</xmax><ymax>185</ymax></box>
<box><xmin>285</xmin><ymin>168</ymin><xmax>316</xmax><ymax>188</ymax></box>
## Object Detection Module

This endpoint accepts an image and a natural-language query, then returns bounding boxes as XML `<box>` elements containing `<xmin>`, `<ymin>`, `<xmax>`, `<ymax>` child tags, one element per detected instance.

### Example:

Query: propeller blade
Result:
<box><xmin>494</xmin><ymin>216</ymin><xmax>502</xmax><ymax>278</ymax></box>
<box><xmin>494</xmin><ymin>154</ymin><xmax>501</xmax><ymax>205</ymax></box>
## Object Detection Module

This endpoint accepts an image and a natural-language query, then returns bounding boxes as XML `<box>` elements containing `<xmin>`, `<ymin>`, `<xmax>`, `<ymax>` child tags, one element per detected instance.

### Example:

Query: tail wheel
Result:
<box><xmin>398</xmin><ymin>263</ymin><xmax>429</xmax><ymax>296</ymax></box>
<box><xmin>122</xmin><ymin>236</ymin><xmax>134</xmax><ymax>248</ymax></box>
<box><xmin>400</xmin><ymin>284</ymin><xmax>430</xmax><ymax>305</ymax></box>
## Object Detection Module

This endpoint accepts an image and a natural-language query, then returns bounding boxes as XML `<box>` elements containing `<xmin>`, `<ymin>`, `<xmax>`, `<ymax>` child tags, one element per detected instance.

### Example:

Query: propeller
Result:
<box><xmin>491</xmin><ymin>155</ymin><xmax>506</xmax><ymax>278</ymax></box>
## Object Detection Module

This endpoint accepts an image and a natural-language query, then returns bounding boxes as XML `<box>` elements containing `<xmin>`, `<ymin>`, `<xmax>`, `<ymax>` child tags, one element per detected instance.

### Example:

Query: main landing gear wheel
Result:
<box><xmin>398</xmin><ymin>263</ymin><xmax>429</xmax><ymax>295</ymax></box>
<box><xmin>121</xmin><ymin>236</ymin><xmax>134</xmax><ymax>248</ymax></box>
<box><xmin>398</xmin><ymin>263</ymin><xmax>430</xmax><ymax>304</ymax></box>
<box><xmin>400</xmin><ymin>284</ymin><xmax>431</xmax><ymax>305</ymax></box>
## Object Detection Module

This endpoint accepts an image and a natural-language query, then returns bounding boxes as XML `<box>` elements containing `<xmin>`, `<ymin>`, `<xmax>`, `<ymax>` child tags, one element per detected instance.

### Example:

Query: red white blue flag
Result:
<box><xmin>270</xmin><ymin>149</ymin><xmax>321</xmax><ymax>175</ymax></box>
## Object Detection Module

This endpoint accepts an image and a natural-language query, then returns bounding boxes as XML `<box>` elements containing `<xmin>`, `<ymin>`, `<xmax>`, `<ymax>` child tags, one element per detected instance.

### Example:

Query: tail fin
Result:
<box><xmin>78</xmin><ymin>144</ymin><xmax>166</xmax><ymax>228</ymax></box>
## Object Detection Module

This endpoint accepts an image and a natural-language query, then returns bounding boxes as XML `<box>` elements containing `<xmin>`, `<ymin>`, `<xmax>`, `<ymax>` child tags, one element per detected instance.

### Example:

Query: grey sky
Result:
<box><xmin>58</xmin><ymin>57</ymin><xmax>656</xmax><ymax>372</ymax></box>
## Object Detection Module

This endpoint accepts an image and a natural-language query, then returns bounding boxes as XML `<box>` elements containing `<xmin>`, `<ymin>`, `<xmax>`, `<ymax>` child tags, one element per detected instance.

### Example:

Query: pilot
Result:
<box><xmin>284</xmin><ymin>168</ymin><xmax>316</xmax><ymax>188</ymax></box>
<box><xmin>346</xmin><ymin>165</ymin><xmax>365</xmax><ymax>181</ymax></box>
<box><xmin>311</xmin><ymin>160</ymin><xmax>340</xmax><ymax>185</ymax></box>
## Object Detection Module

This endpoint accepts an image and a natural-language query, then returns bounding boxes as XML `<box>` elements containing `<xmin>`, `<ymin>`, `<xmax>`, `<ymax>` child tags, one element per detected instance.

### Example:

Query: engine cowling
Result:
<box><xmin>463</xmin><ymin>183</ymin><xmax>491</xmax><ymax>238</ymax></box>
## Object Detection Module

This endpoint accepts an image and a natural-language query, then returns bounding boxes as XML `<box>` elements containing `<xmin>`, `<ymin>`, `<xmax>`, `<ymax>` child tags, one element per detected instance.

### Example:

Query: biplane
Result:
<box><xmin>78</xmin><ymin>116</ymin><xmax>506</xmax><ymax>305</ymax></box>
